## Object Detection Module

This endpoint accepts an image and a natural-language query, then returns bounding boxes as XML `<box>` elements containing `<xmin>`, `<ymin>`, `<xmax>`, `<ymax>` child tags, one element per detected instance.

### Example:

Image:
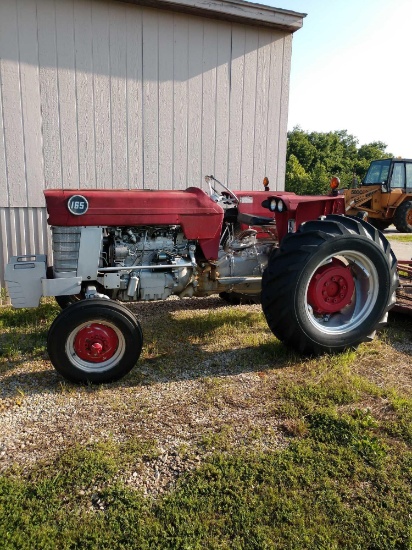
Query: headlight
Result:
<box><xmin>270</xmin><ymin>199</ymin><xmax>277</xmax><ymax>212</ymax></box>
<box><xmin>277</xmin><ymin>200</ymin><xmax>285</xmax><ymax>212</ymax></box>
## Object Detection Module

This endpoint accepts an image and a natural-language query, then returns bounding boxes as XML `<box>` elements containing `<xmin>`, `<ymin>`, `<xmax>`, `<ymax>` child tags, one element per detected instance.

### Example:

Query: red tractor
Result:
<box><xmin>5</xmin><ymin>176</ymin><xmax>398</xmax><ymax>383</ymax></box>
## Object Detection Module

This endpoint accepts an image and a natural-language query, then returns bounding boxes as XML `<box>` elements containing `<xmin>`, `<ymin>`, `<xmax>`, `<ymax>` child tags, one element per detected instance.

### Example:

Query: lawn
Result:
<box><xmin>0</xmin><ymin>298</ymin><xmax>412</xmax><ymax>549</ymax></box>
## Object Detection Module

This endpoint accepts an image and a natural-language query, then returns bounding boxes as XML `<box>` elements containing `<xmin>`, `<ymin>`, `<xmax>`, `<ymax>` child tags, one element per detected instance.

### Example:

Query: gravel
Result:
<box><xmin>0</xmin><ymin>297</ymin><xmax>285</xmax><ymax>496</ymax></box>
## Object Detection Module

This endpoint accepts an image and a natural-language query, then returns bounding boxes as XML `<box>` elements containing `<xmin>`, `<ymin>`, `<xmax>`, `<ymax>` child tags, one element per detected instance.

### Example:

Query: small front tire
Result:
<box><xmin>47</xmin><ymin>299</ymin><xmax>143</xmax><ymax>383</ymax></box>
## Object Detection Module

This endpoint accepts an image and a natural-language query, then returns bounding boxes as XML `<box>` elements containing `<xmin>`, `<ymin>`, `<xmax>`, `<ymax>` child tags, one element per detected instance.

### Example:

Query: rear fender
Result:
<box><xmin>268</xmin><ymin>195</ymin><xmax>345</xmax><ymax>241</ymax></box>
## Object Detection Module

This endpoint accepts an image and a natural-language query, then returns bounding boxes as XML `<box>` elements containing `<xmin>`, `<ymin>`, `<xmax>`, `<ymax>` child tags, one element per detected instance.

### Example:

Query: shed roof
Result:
<box><xmin>116</xmin><ymin>0</ymin><xmax>306</xmax><ymax>31</ymax></box>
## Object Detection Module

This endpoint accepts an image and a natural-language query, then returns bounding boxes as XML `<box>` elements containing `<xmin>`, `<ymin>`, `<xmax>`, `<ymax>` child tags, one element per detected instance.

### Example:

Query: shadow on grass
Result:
<box><xmin>2</xmin><ymin>297</ymin><xmax>411</xmax><ymax>398</ymax></box>
<box><xmin>0</xmin><ymin>297</ymin><xmax>297</xmax><ymax>398</ymax></box>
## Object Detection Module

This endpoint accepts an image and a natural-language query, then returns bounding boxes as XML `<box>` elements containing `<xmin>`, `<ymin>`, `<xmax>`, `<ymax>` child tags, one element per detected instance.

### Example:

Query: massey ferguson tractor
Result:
<box><xmin>5</xmin><ymin>176</ymin><xmax>398</xmax><ymax>383</ymax></box>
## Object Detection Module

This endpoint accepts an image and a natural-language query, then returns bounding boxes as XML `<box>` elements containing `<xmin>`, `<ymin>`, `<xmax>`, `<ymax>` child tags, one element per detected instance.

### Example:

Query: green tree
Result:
<box><xmin>285</xmin><ymin>154</ymin><xmax>311</xmax><ymax>194</ymax></box>
<box><xmin>285</xmin><ymin>128</ymin><xmax>391</xmax><ymax>195</ymax></box>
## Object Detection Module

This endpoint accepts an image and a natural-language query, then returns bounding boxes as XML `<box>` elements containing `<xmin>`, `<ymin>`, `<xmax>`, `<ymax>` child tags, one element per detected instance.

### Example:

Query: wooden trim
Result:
<box><xmin>115</xmin><ymin>0</ymin><xmax>305</xmax><ymax>31</ymax></box>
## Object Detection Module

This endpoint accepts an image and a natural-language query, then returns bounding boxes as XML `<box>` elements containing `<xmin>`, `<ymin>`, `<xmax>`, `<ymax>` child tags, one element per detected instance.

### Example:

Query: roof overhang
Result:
<box><xmin>116</xmin><ymin>0</ymin><xmax>306</xmax><ymax>32</ymax></box>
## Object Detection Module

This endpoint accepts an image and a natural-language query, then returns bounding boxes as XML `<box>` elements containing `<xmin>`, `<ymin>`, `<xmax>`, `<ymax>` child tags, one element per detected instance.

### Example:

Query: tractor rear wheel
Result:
<box><xmin>261</xmin><ymin>215</ymin><xmax>398</xmax><ymax>355</ymax></box>
<box><xmin>47</xmin><ymin>299</ymin><xmax>143</xmax><ymax>383</ymax></box>
<box><xmin>394</xmin><ymin>201</ymin><xmax>412</xmax><ymax>233</ymax></box>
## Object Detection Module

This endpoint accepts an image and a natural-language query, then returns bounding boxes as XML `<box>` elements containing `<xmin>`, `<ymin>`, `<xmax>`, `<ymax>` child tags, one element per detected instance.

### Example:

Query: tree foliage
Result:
<box><xmin>285</xmin><ymin>127</ymin><xmax>391</xmax><ymax>195</ymax></box>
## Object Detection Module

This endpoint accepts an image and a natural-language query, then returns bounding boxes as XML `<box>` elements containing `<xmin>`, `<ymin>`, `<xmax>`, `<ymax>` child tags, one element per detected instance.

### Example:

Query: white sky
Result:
<box><xmin>263</xmin><ymin>0</ymin><xmax>412</xmax><ymax>156</ymax></box>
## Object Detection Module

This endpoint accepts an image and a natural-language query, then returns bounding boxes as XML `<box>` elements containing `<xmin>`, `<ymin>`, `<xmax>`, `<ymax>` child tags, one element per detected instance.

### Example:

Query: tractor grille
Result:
<box><xmin>52</xmin><ymin>227</ymin><xmax>81</xmax><ymax>275</ymax></box>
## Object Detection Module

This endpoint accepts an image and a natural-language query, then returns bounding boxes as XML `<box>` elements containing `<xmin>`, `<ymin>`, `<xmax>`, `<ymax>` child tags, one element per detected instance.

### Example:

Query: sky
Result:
<box><xmin>263</xmin><ymin>0</ymin><xmax>412</xmax><ymax>156</ymax></box>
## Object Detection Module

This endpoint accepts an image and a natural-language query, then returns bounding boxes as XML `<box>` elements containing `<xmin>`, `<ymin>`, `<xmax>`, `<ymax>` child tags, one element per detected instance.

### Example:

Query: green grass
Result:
<box><xmin>386</xmin><ymin>234</ymin><xmax>412</xmax><ymax>242</ymax></box>
<box><xmin>0</xmin><ymin>300</ymin><xmax>60</xmax><ymax>365</ymax></box>
<box><xmin>1</xmin><ymin>300</ymin><xmax>412</xmax><ymax>548</ymax></box>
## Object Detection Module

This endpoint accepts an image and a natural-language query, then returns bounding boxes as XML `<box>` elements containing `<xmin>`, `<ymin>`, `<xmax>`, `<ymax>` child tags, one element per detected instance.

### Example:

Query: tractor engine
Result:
<box><xmin>106</xmin><ymin>226</ymin><xmax>194</xmax><ymax>301</ymax></box>
<box><xmin>51</xmin><ymin>224</ymin><xmax>273</xmax><ymax>302</ymax></box>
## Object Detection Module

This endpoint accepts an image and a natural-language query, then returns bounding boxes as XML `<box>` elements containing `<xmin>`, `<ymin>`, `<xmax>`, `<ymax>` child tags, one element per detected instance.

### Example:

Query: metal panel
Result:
<box><xmin>0</xmin><ymin>207</ymin><xmax>52</xmax><ymax>304</ymax></box>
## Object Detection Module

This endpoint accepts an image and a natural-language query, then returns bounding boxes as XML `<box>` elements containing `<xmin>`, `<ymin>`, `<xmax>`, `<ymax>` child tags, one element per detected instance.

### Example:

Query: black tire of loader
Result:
<box><xmin>261</xmin><ymin>215</ymin><xmax>398</xmax><ymax>356</ymax></box>
<box><xmin>369</xmin><ymin>218</ymin><xmax>391</xmax><ymax>232</ymax></box>
<box><xmin>393</xmin><ymin>200</ymin><xmax>412</xmax><ymax>233</ymax></box>
<box><xmin>47</xmin><ymin>299</ymin><xmax>143</xmax><ymax>384</ymax></box>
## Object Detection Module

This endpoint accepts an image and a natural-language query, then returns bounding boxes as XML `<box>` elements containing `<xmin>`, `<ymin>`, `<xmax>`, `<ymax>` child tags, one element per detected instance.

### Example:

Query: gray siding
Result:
<box><xmin>0</xmin><ymin>0</ymin><xmax>293</xmax><ymax>293</ymax></box>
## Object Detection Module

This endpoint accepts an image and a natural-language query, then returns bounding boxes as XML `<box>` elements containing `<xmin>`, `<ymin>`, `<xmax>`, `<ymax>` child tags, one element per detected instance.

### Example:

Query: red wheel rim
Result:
<box><xmin>73</xmin><ymin>323</ymin><xmax>119</xmax><ymax>363</ymax></box>
<box><xmin>307</xmin><ymin>259</ymin><xmax>355</xmax><ymax>314</ymax></box>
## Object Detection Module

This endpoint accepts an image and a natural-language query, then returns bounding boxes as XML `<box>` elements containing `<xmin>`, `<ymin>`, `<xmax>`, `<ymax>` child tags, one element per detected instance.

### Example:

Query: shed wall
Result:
<box><xmin>0</xmin><ymin>0</ymin><xmax>292</xmax><ymax>294</ymax></box>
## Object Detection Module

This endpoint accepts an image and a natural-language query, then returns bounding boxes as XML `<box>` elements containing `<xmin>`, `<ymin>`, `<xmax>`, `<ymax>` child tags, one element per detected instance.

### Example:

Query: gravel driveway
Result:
<box><xmin>0</xmin><ymin>298</ymin><xmax>286</xmax><ymax>496</ymax></box>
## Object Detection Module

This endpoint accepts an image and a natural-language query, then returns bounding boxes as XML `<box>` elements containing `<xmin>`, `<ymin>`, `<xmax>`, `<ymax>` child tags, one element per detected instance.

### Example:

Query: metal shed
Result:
<box><xmin>0</xmin><ymin>0</ymin><xmax>304</xmax><ymax>296</ymax></box>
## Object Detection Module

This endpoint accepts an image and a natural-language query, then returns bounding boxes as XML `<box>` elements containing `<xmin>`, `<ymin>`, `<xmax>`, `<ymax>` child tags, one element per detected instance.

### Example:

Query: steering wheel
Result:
<box><xmin>204</xmin><ymin>175</ymin><xmax>239</xmax><ymax>208</ymax></box>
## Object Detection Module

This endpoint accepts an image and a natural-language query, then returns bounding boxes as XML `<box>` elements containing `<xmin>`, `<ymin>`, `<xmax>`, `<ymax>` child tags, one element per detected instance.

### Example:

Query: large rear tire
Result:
<box><xmin>261</xmin><ymin>215</ymin><xmax>398</xmax><ymax>355</ymax></box>
<box><xmin>47</xmin><ymin>299</ymin><xmax>143</xmax><ymax>383</ymax></box>
<box><xmin>394</xmin><ymin>201</ymin><xmax>412</xmax><ymax>233</ymax></box>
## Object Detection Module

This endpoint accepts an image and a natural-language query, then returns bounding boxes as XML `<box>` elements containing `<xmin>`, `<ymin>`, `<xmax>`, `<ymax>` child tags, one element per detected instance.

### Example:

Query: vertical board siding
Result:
<box><xmin>109</xmin><ymin>4</ymin><xmax>128</xmax><ymax>189</ymax></box>
<box><xmin>187</xmin><ymin>19</ymin><xmax>203</xmax><ymax>187</ymax></box>
<box><xmin>214</xmin><ymin>24</ymin><xmax>231</xmax><ymax>186</ymax></box>
<box><xmin>0</xmin><ymin>0</ymin><xmax>26</xmax><ymax>207</ymax></box>
<box><xmin>55</xmin><ymin>0</ymin><xmax>80</xmax><ymax>189</ymax></box>
<box><xmin>266</xmin><ymin>29</ymin><xmax>286</xmax><ymax>190</ymax></box>
<box><xmin>126</xmin><ymin>7</ymin><xmax>144</xmax><ymax>189</ymax></box>
<box><xmin>74</xmin><ymin>0</ymin><xmax>96</xmax><ymax>189</ymax></box>
<box><xmin>201</xmin><ymin>21</ymin><xmax>218</xmax><ymax>182</ymax></box>
<box><xmin>240</xmin><ymin>28</ymin><xmax>259</xmax><ymax>189</ymax></box>
<box><xmin>227</xmin><ymin>25</ymin><xmax>245</xmax><ymax>187</ymax></box>
<box><xmin>37</xmin><ymin>0</ymin><xmax>63</xmax><ymax>190</ymax></box>
<box><xmin>92</xmin><ymin>1</ymin><xmax>111</xmax><ymax>189</ymax></box>
<box><xmin>277</xmin><ymin>33</ymin><xmax>292</xmax><ymax>188</ymax></box>
<box><xmin>17</xmin><ymin>0</ymin><xmax>44</xmax><ymax>206</ymax></box>
<box><xmin>0</xmin><ymin>0</ymin><xmax>292</xmax><ymax>284</ymax></box>
<box><xmin>254</xmin><ymin>31</ymin><xmax>272</xmax><ymax>187</ymax></box>
<box><xmin>142</xmin><ymin>9</ymin><xmax>159</xmax><ymax>188</ymax></box>
<box><xmin>173</xmin><ymin>15</ymin><xmax>189</xmax><ymax>190</ymax></box>
<box><xmin>158</xmin><ymin>13</ymin><xmax>174</xmax><ymax>188</ymax></box>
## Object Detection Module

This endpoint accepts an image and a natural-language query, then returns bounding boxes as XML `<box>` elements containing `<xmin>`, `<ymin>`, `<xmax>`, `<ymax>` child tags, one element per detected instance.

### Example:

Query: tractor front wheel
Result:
<box><xmin>261</xmin><ymin>215</ymin><xmax>398</xmax><ymax>355</ymax></box>
<box><xmin>394</xmin><ymin>201</ymin><xmax>412</xmax><ymax>233</ymax></box>
<box><xmin>47</xmin><ymin>299</ymin><xmax>143</xmax><ymax>383</ymax></box>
